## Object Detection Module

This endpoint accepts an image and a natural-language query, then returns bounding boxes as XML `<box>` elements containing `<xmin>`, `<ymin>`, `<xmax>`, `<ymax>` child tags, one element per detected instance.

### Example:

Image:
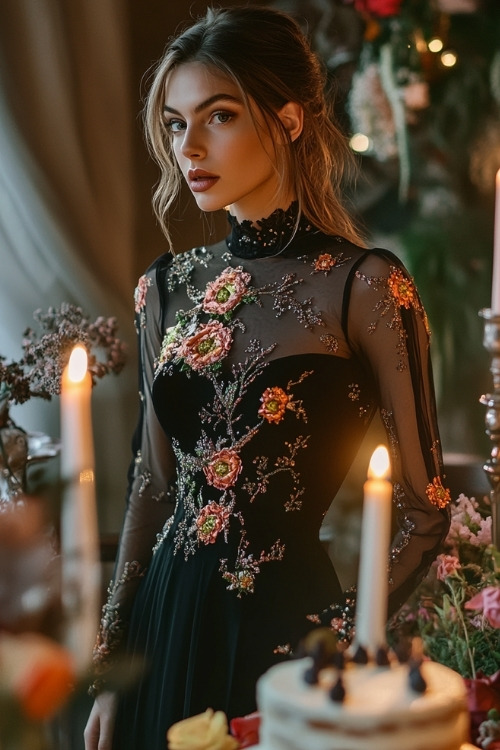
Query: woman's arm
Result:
<box><xmin>90</xmin><ymin>259</ymin><xmax>176</xmax><ymax>694</ymax></box>
<box><xmin>345</xmin><ymin>250</ymin><xmax>451</xmax><ymax>616</ymax></box>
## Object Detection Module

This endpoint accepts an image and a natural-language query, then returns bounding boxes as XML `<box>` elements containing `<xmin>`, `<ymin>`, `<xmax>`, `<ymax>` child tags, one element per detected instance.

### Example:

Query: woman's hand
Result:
<box><xmin>84</xmin><ymin>692</ymin><xmax>118</xmax><ymax>750</ymax></box>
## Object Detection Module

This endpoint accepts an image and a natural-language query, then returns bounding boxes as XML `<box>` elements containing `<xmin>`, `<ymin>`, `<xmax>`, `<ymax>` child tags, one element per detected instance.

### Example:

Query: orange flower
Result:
<box><xmin>313</xmin><ymin>253</ymin><xmax>336</xmax><ymax>274</ymax></box>
<box><xmin>0</xmin><ymin>631</ymin><xmax>75</xmax><ymax>720</ymax></box>
<box><xmin>426</xmin><ymin>476</ymin><xmax>451</xmax><ymax>509</ymax></box>
<box><xmin>204</xmin><ymin>449</ymin><xmax>242</xmax><ymax>490</ymax></box>
<box><xmin>259</xmin><ymin>386</ymin><xmax>289</xmax><ymax>424</ymax></box>
<box><xmin>387</xmin><ymin>268</ymin><xmax>417</xmax><ymax>309</ymax></box>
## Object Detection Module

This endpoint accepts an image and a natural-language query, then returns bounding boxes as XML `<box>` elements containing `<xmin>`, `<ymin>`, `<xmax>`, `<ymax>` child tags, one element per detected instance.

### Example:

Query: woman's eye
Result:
<box><xmin>211</xmin><ymin>111</ymin><xmax>233</xmax><ymax>124</ymax></box>
<box><xmin>164</xmin><ymin>119</ymin><xmax>185</xmax><ymax>133</ymax></box>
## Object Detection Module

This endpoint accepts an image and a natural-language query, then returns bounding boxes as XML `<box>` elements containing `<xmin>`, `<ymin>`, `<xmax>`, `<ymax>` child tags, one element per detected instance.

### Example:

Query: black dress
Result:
<box><xmin>94</xmin><ymin>205</ymin><xmax>450</xmax><ymax>749</ymax></box>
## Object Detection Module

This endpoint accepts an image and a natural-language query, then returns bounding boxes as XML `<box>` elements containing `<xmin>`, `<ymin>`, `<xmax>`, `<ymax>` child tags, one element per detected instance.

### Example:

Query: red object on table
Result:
<box><xmin>230</xmin><ymin>712</ymin><xmax>260</xmax><ymax>748</ymax></box>
<box><xmin>464</xmin><ymin>670</ymin><xmax>500</xmax><ymax>744</ymax></box>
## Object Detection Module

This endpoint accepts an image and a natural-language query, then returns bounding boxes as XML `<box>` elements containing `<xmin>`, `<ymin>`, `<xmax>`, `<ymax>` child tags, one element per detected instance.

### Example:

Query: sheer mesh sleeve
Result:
<box><xmin>90</xmin><ymin>258</ymin><xmax>176</xmax><ymax>694</ymax></box>
<box><xmin>343</xmin><ymin>250</ymin><xmax>451</xmax><ymax>616</ymax></box>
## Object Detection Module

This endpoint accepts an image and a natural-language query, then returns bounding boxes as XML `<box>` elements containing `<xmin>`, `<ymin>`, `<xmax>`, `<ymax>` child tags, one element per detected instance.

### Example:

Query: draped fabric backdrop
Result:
<box><xmin>0</xmin><ymin>0</ymin><xmax>241</xmax><ymax>532</ymax></box>
<box><xmin>0</xmin><ymin>0</ymin><xmax>137</xmax><ymax>531</ymax></box>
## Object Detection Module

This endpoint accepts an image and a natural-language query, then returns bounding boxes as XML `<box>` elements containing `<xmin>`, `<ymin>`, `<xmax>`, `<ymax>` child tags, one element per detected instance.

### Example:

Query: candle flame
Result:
<box><xmin>67</xmin><ymin>345</ymin><xmax>88</xmax><ymax>383</ymax></box>
<box><xmin>368</xmin><ymin>445</ymin><xmax>390</xmax><ymax>480</ymax></box>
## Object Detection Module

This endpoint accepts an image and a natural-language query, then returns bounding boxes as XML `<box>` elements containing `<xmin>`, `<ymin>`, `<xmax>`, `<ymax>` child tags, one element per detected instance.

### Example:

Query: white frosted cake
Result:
<box><xmin>256</xmin><ymin>653</ymin><xmax>469</xmax><ymax>750</ymax></box>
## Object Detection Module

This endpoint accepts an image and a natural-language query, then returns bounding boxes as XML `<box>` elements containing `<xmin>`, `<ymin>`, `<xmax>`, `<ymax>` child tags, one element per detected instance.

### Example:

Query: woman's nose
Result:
<box><xmin>179</xmin><ymin>126</ymin><xmax>206</xmax><ymax>159</ymax></box>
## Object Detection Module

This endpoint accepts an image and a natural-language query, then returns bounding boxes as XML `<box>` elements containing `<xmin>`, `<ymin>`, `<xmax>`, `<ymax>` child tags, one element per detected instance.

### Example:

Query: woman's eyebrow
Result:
<box><xmin>163</xmin><ymin>93</ymin><xmax>242</xmax><ymax>116</ymax></box>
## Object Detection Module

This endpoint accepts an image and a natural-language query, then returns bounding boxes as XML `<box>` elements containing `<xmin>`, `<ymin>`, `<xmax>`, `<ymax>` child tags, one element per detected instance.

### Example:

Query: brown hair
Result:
<box><xmin>144</xmin><ymin>5</ymin><xmax>365</xmax><ymax>250</ymax></box>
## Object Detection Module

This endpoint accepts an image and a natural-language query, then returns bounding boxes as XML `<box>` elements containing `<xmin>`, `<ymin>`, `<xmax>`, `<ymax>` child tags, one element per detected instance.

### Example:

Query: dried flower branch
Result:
<box><xmin>0</xmin><ymin>303</ymin><xmax>127</xmax><ymax>406</ymax></box>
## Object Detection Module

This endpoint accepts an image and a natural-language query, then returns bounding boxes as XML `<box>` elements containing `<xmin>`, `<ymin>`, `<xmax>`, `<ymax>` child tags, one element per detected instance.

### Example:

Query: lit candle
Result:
<box><xmin>60</xmin><ymin>345</ymin><xmax>100</xmax><ymax>672</ymax></box>
<box><xmin>355</xmin><ymin>445</ymin><xmax>392</xmax><ymax>655</ymax></box>
<box><xmin>491</xmin><ymin>169</ymin><xmax>500</xmax><ymax>314</ymax></box>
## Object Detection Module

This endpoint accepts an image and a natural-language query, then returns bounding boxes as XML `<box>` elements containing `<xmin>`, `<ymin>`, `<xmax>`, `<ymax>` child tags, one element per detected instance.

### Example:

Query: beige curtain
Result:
<box><xmin>0</xmin><ymin>0</ymin><xmax>138</xmax><ymax>530</ymax></box>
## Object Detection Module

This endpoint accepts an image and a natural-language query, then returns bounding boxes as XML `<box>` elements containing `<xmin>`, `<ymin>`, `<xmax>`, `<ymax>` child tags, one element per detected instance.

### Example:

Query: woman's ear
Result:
<box><xmin>278</xmin><ymin>102</ymin><xmax>304</xmax><ymax>142</ymax></box>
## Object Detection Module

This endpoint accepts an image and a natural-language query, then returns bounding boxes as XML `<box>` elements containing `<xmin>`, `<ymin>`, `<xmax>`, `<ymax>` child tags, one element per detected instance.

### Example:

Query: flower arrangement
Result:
<box><xmin>393</xmin><ymin>494</ymin><xmax>500</xmax><ymax>678</ymax></box>
<box><xmin>0</xmin><ymin>302</ymin><xmax>127</xmax><ymax>407</ymax></box>
<box><xmin>391</xmin><ymin>493</ymin><xmax>500</xmax><ymax>744</ymax></box>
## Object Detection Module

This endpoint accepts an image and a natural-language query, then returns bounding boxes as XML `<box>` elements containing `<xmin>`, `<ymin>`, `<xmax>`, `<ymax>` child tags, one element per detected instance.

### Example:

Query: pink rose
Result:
<box><xmin>435</xmin><ymin>553</ymin><xmax>461</xmax><ymax>582</ymax></box>
<box><xmin>178</xmin><ymin>321</ymin><xmax>233</xmax><ymax>371</ymax></box>
<box><xmin>202</xmin><ymin>267</ymin><xmax>251</xmax><ymax>315</ymax></box>
<box><xmin>203</xmin><ymin>449</ymin><xmax>242</xmax><ymax>490</ymax></box>
<box><xmin>354</xmin><ymin>0</ymin><xmax>403</xmax><ymax>18</ymax></box>
<box><xmin>465</xmin><ymin>586</ymin><xmax>500</xmax><ymax>628</ymax></box>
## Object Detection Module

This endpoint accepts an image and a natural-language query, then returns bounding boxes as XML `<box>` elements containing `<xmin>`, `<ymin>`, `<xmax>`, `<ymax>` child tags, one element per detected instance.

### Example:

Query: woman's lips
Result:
<box><xmin>187</xmin><ymin>169</ymin><xmax>219</xmax><ymax>193</ymax></box>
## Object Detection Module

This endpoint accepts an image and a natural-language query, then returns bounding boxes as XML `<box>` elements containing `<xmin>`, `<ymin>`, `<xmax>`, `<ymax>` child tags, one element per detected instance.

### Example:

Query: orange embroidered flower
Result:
<box><xmin>259</xmin><ymin>386</ymin><xmax>289</xmax><ymax>424</ymax></box>
<box><xmin>313</xmin><ymin>253</ymin><xmax>336</xmax><ymax>274</ymax></box>
<box><xmin>196</xmin><ymin>502</ymin><xmax>231</xmax><ymax>544</ymax></box>
<box><xmin>204</xmin><ymin>449</ymin><xmax>242</xmax><ymax>490</ymax></box>
<box><xmin>387</xmin><ymin>268</ymin><xmax>417</xmax><ymax>309</ymax></box>
<box><xmin>426</xmin><ymin>476</ymin><xmax>451</xmax><ymax>509</ymax></box>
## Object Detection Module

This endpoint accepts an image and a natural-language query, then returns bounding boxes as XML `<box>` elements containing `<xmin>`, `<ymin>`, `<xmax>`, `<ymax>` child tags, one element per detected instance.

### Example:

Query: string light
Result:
<box><xmin>441</xmin><ymin>50</ymin><xmax>458</xmax><ymax>68</ymax></box>
<box><xmin>349</xmin><ymin>133</ymin><xmax>371</xmax><ymax>153</ymax></box>
<box><xmin>428</xmin><ymin>37</ymin><xmax>444</xmax><ymax>53</ymax></box>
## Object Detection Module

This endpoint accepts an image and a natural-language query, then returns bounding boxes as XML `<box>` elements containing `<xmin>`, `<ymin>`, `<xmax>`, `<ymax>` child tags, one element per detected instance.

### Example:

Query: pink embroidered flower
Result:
<box><xmin>202</xmin><ymin>267</ymin><xmax>251</xmax><ymax>315</ymax></box>
<box><xmin>435</xmin><ymin>553</ymin><xmax>461</xmax><ymax>582</ymax></box>
<box><xmin>465</xmin><ymin>587</ymin><xmax>500</xmax><ymax>629</ymax></box>
<box><xmin>259</xmin><ymin>386</ymin><xmax>289</xmax><ymax>424</ymax></box>
<box><xmin>196</xmin><ymin>502</ymin><xmax>231</xmax><ymax>544</ymax></box>
<box><xmin>134</xmin><ymin>275</ymin><xmax>151</xmax><ymax>314</ymax></box>
<box><xmin>178</xmin><ymin>321</ymin><xmax>232</xmax><ymax>371</ymax></box>
<box><xmin>425</xmin><ymin>476</ymin><xmax>451</xmax><ymax>509</ymax></box>
<box><xmin>204</xmin><ymin>449</ymin><xmax>242</xmax><ymax>490</ymax></box>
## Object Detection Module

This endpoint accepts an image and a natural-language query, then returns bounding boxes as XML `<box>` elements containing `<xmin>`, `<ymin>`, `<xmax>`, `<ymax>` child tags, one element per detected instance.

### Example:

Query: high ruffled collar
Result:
<box><xmin>225</xmin><ymin>202</ymin><xmax>317</xmax><ymax>259</ymax></box>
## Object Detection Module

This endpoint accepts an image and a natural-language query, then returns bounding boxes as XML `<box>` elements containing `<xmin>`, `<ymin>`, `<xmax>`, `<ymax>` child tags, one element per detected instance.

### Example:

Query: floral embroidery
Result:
<box><xmin>426</xmin><ymin>476</ymin><xmax>451</xmax><ymax>509</ymax></box>
<box><xmin>196</xmin><ymin>502</ymin><xmax>232</xmax><ymax>544</ymax></box>
<box><xmin>387</xmin><ymin>268</ymin><xmax>416</xmax><ymax>309</ymax></box>
<box><xmin>310</xmin><ymin>251</ymin><xmax>350</xmax><ymax>276</ymax></box>
<box><xmin>259</xmin><ymin>386</ymin><xmax>290</xmax><ymax>424</ymax></box>
<box><xmin>178</xmin><ymin>321</ymin><xmax>233</xmax><ymax>371</ymax></box>
<box><xmin>305</xmin><ymin>588</ymin><xmax>357</xmax><ymax>646</ymax></box>
<box><xmin>167</xmin><ymin>246</ymin><xmax>213</xmax><ymax>300</ymax></box>
<box><xmin>273</xmin><ymin>643</ymin><xmax>293</xmax><ymax>655</ymax></box>
<box><xmin>219</xmin><ymin>535</ymin><xmax>285</xmax><ymax>597</ymax></box>
<box><xmin>243</xmin><ymin>435</ymin><xmax>309</xmax><ymax>509</ymax></box>
<box><xmin>389</xmin><ymin>482</ymin><xmax>414</xmax><ymax>581</ymax></box>
<box><xmin>320</xmin><ymin>333</ymin><xmax>339</xmax><ymax>353</ymax></box>
<box><xmin>134</xmin><ymin>275</ymin><xmax>151</xmax><ymax>313</ymax></box>
<box><xmin>355</xmin><ymin>264</ymin><xmax>426</xmax><ymax>371</ymax></box>
<box><xmin>91</xmin><ymin>561</ymin><xmax>146</xmax><ymax>685</ymax></box>
<box><xmin>348</xmin><ymin>383</ymin><xmax>360</xmax><ymax>401</ymax></box>
<box><xmin>134</xmin><ymin>275</ymin><xmax>152</xmax><ymax>329</ymax></box>
<box><xmin>204</xmin><ymin>449</ymin><xmax>242</xmax><ymax>490</ymax></box>
<box><xmin>202</xmin><ymin>266</ymin><xmax>252</xmax><ymax>316</ymax></box>
<box><xmin>157</xmin><ymin>323</ymin><xmax>184</xmax><ymax>370</ymax></box>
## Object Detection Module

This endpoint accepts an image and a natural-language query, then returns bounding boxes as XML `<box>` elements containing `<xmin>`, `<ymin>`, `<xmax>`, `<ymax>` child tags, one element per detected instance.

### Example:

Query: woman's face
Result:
<box><xmin>163</xmin><ymin>61</ymin><xmax>288</xmax><ymax>223</ymax></box>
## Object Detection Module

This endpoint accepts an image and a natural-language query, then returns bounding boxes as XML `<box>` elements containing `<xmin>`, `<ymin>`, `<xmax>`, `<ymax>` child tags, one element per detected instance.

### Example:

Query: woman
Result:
<box><xmin>85</xmin><ymin>6</ymin><xmax>450</xmax><ymax>749</ymax></box>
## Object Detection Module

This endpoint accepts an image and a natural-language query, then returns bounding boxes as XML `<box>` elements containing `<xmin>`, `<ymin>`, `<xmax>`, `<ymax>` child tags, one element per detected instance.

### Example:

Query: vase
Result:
<box><xmin>0</xmin><ymin>400</ymin><xmax>29</xmax><ymax>505</ymax></box>
<box><xmin>0</xmin><ymin>400</ymin><xmax>60</xmax><ymax>507</ymax></box>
